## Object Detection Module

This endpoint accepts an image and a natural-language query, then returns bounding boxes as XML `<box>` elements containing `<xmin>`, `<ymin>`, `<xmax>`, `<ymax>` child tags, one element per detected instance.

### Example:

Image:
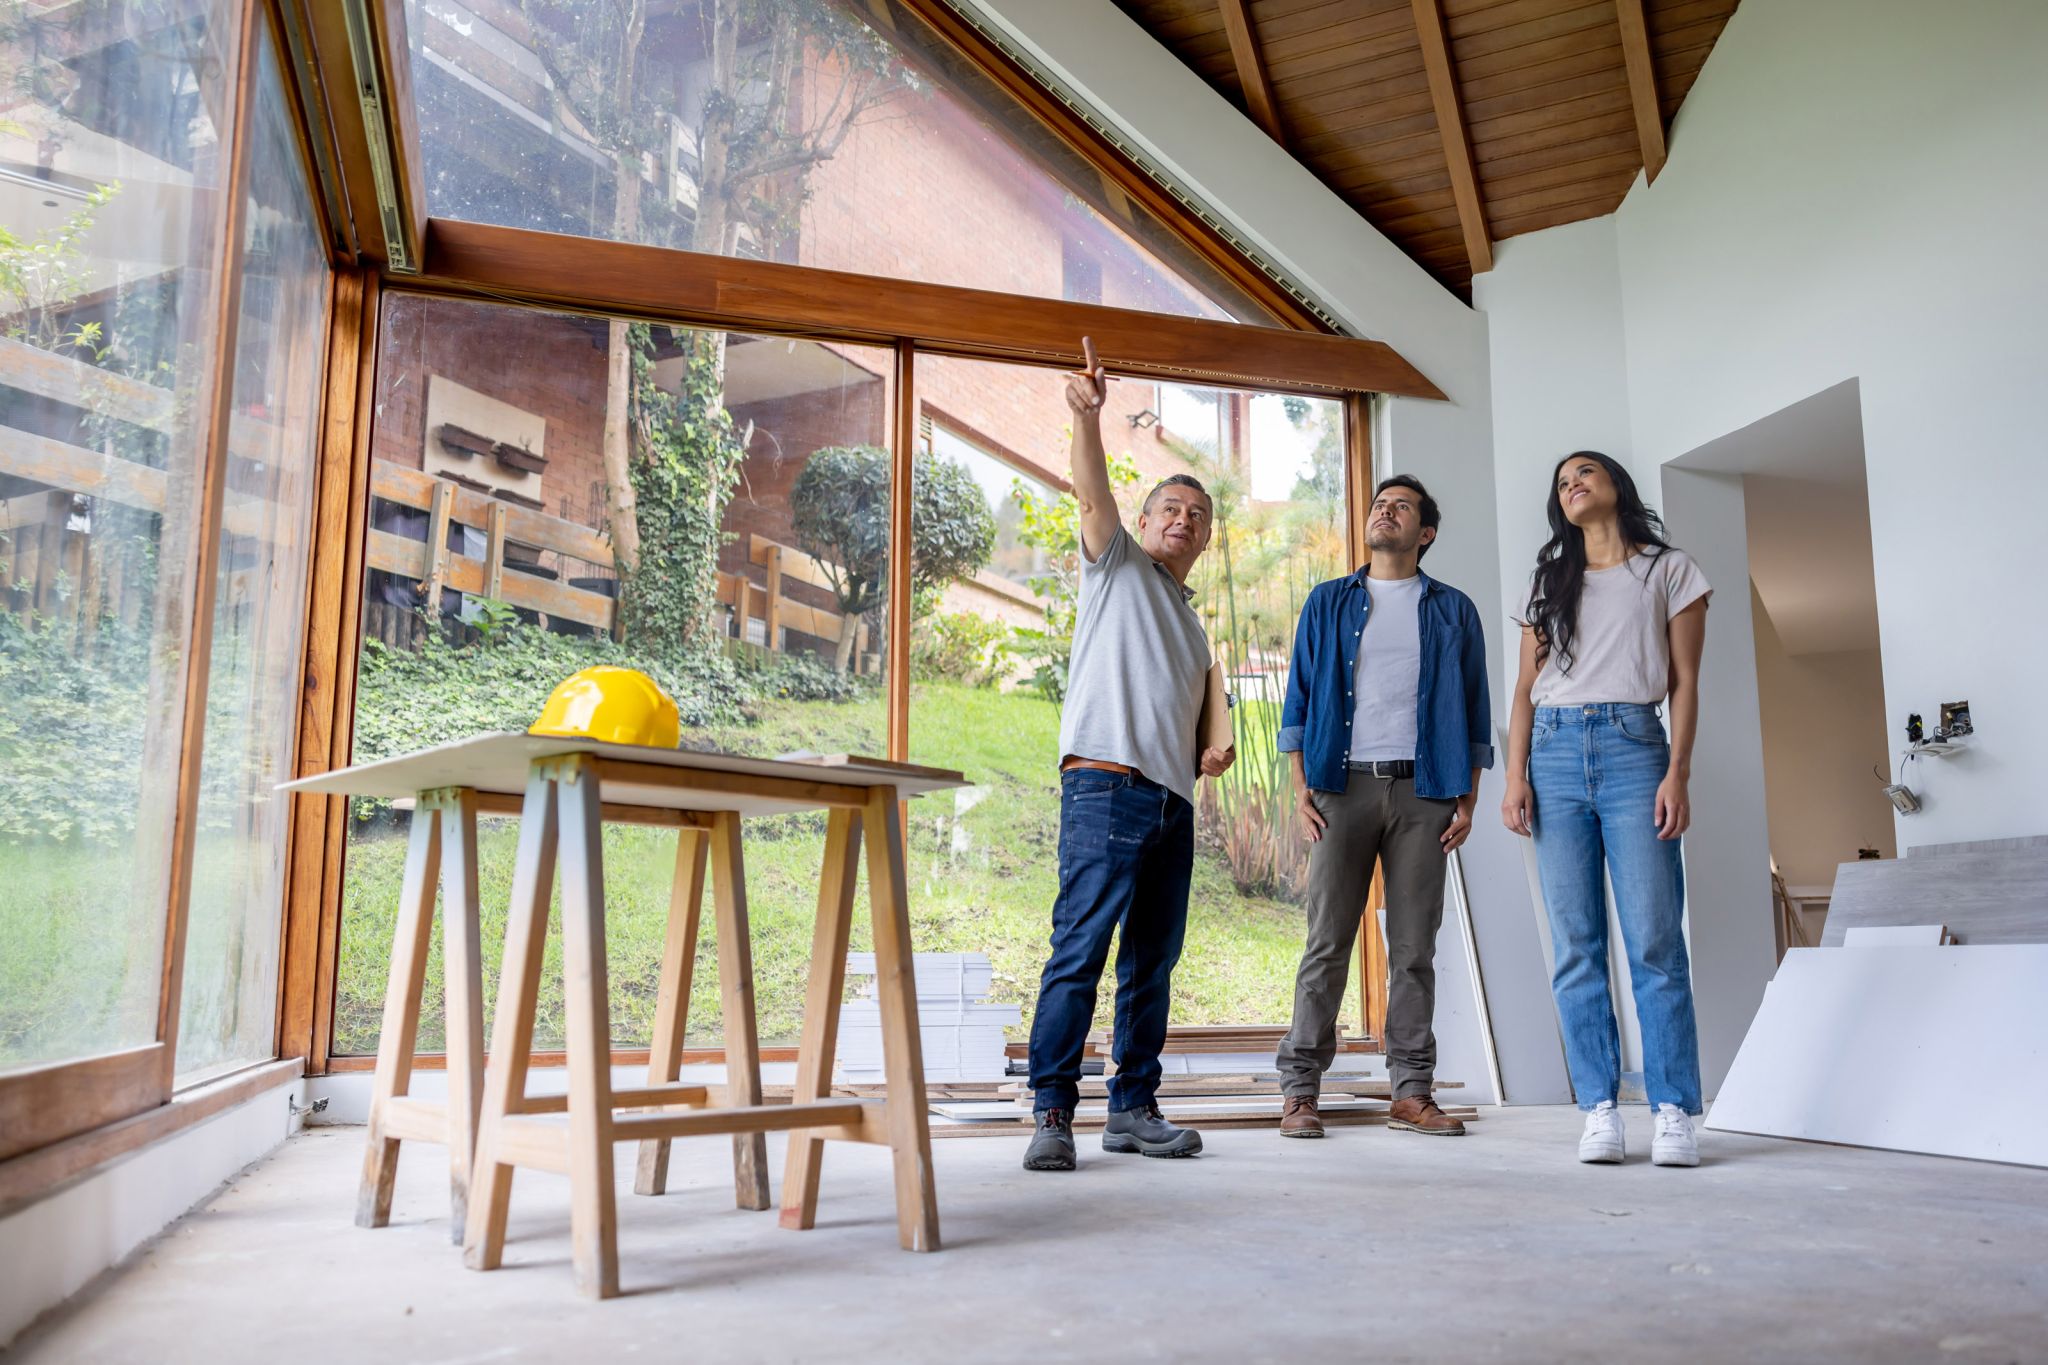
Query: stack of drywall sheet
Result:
<box><xmin>1821</xmin><ymin>846</ymin><xmax>2048</xmax><ymax>944</ymax></box>
<box><xmin>1706</xmin><ymin>945</ymin><xmax>2048</xmax><ymax>1166</ymax></box>
<box><xmin>834</xmin><ymin>952</ymin><xmax>1018</xmax><ymax>1083</ymax></box>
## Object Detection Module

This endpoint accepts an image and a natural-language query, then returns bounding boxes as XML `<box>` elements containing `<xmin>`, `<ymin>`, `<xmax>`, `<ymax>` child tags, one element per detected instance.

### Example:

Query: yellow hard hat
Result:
<box><xmin>529</xmin><ymin>666</ymin><xmax>681</xmax><ymax>749</ymax></box>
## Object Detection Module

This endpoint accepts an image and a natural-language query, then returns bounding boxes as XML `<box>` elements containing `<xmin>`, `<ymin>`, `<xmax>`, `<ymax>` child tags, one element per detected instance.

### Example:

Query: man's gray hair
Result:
<box><xmin>1142</xmin><ymin>472</ymin><xmax>1210</xmax><ymax>516</ymax></box>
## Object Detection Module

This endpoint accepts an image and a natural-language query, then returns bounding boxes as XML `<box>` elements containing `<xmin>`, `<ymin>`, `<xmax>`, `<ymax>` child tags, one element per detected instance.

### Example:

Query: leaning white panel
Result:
<box><xmin>1841</xmin><ymin>925</ymin><xmax>1949</xmax><ymax>946</ymax></box>
<box><xmin>1705</xmin><ymin>946</ymin><xmax>2048</xmax><ymax>1167</ymax></box>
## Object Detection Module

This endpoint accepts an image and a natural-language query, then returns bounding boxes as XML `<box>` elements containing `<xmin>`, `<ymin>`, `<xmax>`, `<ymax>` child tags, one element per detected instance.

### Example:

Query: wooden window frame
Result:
<box><xmin>283</xmin><ymin>274</ymin><xmax>1402</xmax><ymax>1073</ymax></box>
<box><xmin>413</xmin><ymin>220</ymin><xmax>1440</xmax><ymax>400</ymax></box>
<box><xmin>0</xmin><ymin>0</ymin><xmax>1419</xmax><ymax>1171</ymax></box>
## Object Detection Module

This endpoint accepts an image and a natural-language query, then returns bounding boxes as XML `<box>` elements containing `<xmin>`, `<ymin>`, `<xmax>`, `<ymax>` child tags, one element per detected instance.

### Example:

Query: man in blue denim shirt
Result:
<box><xmin>1273</xmin><ymin>475</ymin><xmax>1494</xmax><ymax>1139</ymax></box>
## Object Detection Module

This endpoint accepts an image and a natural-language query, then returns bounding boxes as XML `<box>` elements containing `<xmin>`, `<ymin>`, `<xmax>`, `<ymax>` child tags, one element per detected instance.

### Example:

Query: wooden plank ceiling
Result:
<box><xmin>1112</xmin><ymin>0</ymin><xmax>1739</xmax><ymax>298</ymax></box>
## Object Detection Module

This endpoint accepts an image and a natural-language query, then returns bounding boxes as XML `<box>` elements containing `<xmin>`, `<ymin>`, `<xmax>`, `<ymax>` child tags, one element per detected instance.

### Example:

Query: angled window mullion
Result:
<box><xmin>155</xmin><ymin>0</ymin><xmax>273</xmax><ymax>1096</ymax></box>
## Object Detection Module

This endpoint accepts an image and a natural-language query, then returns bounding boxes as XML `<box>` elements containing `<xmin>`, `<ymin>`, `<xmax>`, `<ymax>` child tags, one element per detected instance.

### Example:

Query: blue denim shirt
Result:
<box><xmin>1277</xmin><ymin>568</ymin><xmax>1495</xmax><ymax>799</ymax></box>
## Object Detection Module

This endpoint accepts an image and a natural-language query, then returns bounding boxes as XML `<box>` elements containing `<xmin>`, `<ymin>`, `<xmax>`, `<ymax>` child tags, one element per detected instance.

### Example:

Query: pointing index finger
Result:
<box><xmin>1081</xmin><ymin>335</ymin><xmax>1099</xmax><ymax>378</ymax></box>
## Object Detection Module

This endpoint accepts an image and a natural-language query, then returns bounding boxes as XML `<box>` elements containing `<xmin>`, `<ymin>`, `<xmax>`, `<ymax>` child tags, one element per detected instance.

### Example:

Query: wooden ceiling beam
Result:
<box><xmin>1614</xmin><ymin>0</ymin><xmax>1668</xmax><ymax>182</ymax></box>
<box><xmin>1217</xmin><ymin>0</ymin><xmax>1288</xmax><ymax>146</ymax></box>
<box><xmin>1408</xmin><ymin>0</ymin><xmax>1493</xmax><ymax>276</ymax></box>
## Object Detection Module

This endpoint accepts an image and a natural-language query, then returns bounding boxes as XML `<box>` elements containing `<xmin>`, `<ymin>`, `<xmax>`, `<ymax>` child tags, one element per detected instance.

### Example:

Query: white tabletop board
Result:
<box><xmin>282</xmin><ymin>732</ymin><xmax>967</xmax><ymax>817</ymax></box>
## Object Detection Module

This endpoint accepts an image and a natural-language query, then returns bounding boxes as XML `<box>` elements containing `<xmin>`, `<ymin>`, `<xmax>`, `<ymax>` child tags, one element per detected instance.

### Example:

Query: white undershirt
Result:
<box><xmin>1350</xmin><ymin>573</ymin><xmax>1423</xmax><ymax>763</ymax></box>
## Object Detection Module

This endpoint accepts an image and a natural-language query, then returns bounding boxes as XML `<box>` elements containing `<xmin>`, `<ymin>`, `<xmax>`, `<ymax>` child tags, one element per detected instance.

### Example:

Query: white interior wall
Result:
<box><xmin>1475</xmin><ymin>0</ymin><xmax>2048</xmax><ymax>1092</ymax></box>
<box><xmin>963</xmin><ymin>0</ymin><xmax>1570</xmax><ymax>1104</ymax></box>
<box><xmin>1750</xmin><ymin>588</ymin><xmax>1896</xmax><ymax>886</ymax></box>
<box><xmin>1613</xmin><ymin>0</ymin><xmax>2048</xmax><ymax>846</ymax></box>
<box><xmin>1470</xmin><ymin>215</ymin><xmax>1635</xmax><ymax>686</ymax></box>
<box><xmin>1655</xmin><ymin>466</ymin><xmax>1779</xmax><ymax>1092</ymax></box>
<box><xmin>0</xmin><ymin>1075</ymin><xmax>305</xmax><ymax>1348</ymax></box>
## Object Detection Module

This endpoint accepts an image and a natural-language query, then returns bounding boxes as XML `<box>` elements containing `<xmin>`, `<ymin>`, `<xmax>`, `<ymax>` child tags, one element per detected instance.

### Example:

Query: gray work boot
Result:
<box><xmin>1101</xmin><ymin>1102</ymin><xmax>1203</xmax><ymax>1158</ymax></box>
<box><xmin>1024</xmin><ymin>1109</ymin><xmax>1077</xmax><ymax>1171</ymax></box>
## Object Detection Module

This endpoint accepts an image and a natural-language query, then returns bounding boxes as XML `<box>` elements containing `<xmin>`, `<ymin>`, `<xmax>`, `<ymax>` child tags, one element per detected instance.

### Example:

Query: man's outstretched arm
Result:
<box><xmin>1067</xmin><ymin>336</ymin><xmax>1121</xmax><ymax>563</ymax></box>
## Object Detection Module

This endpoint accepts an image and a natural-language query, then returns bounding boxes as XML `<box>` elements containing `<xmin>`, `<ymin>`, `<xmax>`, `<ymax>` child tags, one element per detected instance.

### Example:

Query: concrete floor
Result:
<box><xmin>13</xmin><ymin>1107</ymin><xmax>2046</xmax><ymax>1364</ymax></box>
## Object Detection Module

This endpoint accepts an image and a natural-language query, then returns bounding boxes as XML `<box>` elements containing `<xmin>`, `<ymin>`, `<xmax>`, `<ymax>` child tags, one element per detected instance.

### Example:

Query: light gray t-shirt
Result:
<box><xmin>1350</xmin><ymin>572</ymin><xmax>1424</xmax><ymax>762</ymax></box>
<box><xmin>1057</xmin><ymin>525</ymin><xmax>1211</xmax><ymax>806</ymax></box>
<box><xmin>1525</xmin><ymin>548</ymin><xmax>1712</xmax><ymax>706</ymax></box>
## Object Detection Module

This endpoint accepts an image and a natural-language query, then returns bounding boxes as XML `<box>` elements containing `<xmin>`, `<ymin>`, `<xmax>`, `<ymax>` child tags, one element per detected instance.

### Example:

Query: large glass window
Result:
<box><xmin>175</xmin><ymin>36</ymin><xmax>331</xmax><ymax>1082</ymax></box>
<box><xmin>334</xmin><ymin>293</ymin><xmax>893</xmax><ymax>1056</ymax></box>
<box><xmin>403</xmin><ymin>0</ymin><xmax>1272</xmax><ymax>323</ymax></box>
<box><xmin>907</xmin><ymin>355</ymin><xmax>1348</xmax><ymax>1037</ymax></box>
<box><xmin>928</xmin><ymin>423</ymin><xmax>1056</xmax><ymax>590</ymax></box>
<box><xmin>0</xmin><ymin>1</ymin><xmax>236</xmax><ymax>1072</ymax></box>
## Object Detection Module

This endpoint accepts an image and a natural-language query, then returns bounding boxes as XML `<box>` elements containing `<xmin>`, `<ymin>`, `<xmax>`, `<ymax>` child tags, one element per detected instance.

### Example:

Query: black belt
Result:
<box><xmin>1347</xmin><ymin>760</ymin><xmax>1415</xmax><ymax>779</ymax></box>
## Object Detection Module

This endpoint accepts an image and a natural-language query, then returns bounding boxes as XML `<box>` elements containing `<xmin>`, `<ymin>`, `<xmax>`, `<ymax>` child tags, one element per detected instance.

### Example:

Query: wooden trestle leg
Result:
<box><xmin>355</xmin><ymin>799</ymin><xmax>443</xmax><ymax>1229</ymax></box>
<box><xmin>863</xmin><ymin>786</ymin><xmax>940</xmax><ymax>1252</ymax></box>
<box><xmin>778</xmin><ymin>806</ymin><xmax>863</xmax><ymax>1229</ymax></box>
<box><xmin>634</xmin><ymin>825</ymin><xmax>709</xmax><ymax>1196</ymax></box>
<box><xmin>462</xmin><ymin>769</ymin><xmax>560</xmax><ymax>1272</ymax></box>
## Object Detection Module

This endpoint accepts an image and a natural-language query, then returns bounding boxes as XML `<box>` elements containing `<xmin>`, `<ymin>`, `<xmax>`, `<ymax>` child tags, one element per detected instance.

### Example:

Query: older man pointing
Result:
<box><xmin>1023</xmin><ymin>338</ymin><xmax>1234</xmax><ymax>1172</ymax></box>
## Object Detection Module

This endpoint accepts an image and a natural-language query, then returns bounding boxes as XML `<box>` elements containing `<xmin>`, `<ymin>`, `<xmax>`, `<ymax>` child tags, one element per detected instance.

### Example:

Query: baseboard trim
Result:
<box><xmin>0</xmin><ymin>1058</ymin><xmax>304</xmax><ymax>1218</ymax></box>
<box><xmin>0</xmin><ymin>1060</ymin><xmax>305</xmax><ymax>1348</ymax></box>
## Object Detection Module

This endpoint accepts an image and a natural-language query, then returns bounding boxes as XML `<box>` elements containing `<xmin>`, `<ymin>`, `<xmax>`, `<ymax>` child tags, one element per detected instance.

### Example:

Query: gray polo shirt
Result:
<box><xmin>1056</xmin><ymin>525</ymin><xmax>1210</xmax><ymax>807</ymax></box>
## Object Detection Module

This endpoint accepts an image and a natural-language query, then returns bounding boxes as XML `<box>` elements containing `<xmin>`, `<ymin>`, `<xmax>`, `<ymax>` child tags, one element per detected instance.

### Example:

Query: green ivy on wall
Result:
<box><xmin>615</xmin><ymin>326</ymin><xmax>746</xmax><ymax>660</ymax></box>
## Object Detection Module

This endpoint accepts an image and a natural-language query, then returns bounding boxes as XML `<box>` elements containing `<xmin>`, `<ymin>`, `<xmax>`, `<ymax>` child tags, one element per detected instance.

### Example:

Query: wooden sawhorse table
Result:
<box><xmin>288</xmin><ymin>733</ymin><xmax>966</xmax><ymax>1298</ymax></box>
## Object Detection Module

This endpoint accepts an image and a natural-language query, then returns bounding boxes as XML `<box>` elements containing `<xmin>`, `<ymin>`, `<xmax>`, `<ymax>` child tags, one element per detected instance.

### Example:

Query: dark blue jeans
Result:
<box><xmin>1029</xmin><ymin>769</ymin><xmax>1194</xmax><ymax>1114</ymax></box>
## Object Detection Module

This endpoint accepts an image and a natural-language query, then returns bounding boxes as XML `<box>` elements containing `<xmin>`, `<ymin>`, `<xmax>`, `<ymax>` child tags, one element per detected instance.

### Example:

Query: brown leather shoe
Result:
<box><xmin>1279</xmin><ymin>1094</ymin><xmax>1325</xmax><ymax>1138</ymax></box>
<box><xmin>1387</xmin><ymin>1095</ymin><xmax>1466</xmax><ymax>1136</ymax></box>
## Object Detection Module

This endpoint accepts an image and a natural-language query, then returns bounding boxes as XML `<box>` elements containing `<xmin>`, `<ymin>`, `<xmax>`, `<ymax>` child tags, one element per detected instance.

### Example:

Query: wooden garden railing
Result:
<box><xmin>3</xmin><ymin>338</ymin><xmax>872</xmax><ymax>665</ymax></box>
<box><xmin>0</xmin><ymin>338</ymin><xmax>280</xmax><ymax>632</ymax></box>
<box><xmin>364</xmin><ymin>460</ymin><xmax>618</xmax><ymax>636</ymax></box>
<box><xmin>725</xmin><ymin>533</ymin><xmax>871</xmax><ymax>672</ymax></box>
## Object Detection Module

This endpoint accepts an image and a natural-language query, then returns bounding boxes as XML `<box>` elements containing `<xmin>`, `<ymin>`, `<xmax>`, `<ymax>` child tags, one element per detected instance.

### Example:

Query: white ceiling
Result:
<box><xmin>1674</xmin><ymin>379</ymin><xmax>1882</xmax><ymax>657</ymax></box>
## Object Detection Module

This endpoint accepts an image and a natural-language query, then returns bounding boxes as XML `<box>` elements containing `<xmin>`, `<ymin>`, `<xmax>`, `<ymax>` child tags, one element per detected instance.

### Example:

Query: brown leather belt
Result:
<box><xmin>1060</xmin><ymin>756</ymin><xmax>1135</xmax><ymax>775</ymax></box>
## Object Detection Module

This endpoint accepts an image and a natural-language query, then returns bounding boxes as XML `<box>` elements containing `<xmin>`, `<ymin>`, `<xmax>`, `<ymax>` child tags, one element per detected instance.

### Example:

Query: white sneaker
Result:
<box><xmin>1578</xmin><ymin>1100</ymin><xmax>1625</xmax><ymax>1164</ymax></box>
<box><xmin>1652</xmin><ymin>1104</ymin><xmax>1700</xmax><ymax>1167</ymax></box>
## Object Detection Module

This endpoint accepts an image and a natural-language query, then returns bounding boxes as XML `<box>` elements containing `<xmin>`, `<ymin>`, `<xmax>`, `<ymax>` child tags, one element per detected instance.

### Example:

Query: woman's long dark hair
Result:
<box><xmin>1526</xmin><ymin>451</ymin><xmax>1673</xmax><ymax>674</ymax></box>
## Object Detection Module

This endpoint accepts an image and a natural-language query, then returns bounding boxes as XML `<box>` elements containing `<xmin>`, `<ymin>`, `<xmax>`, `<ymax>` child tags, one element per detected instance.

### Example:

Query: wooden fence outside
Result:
<box><xmin>3</xmin><ymin>337</ymin><xmax>874</xmax><ymax>669</ymax></box>
<box><xmin>363</xmin><ymin>460</ymin><xmax>618</xmax><ymax>637</ymax></box>
<box><xmin>0</xmin><ymin>337</ymin><xmax>282</xmax><ymax>647</ymax></box>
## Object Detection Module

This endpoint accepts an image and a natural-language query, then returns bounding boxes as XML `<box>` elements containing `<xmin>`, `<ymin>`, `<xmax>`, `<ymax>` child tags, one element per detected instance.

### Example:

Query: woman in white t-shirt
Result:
<box><xmin>1502</xmin><ymin>451</ymin><xmax>1712</xmax><ymax>1169</ymax></box>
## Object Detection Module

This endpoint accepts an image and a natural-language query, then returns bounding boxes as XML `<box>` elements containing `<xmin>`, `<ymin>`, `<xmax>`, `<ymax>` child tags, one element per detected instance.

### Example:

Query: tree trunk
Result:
<box><xmin>601</xmin><ymin>316</ymin><xmax>640</xmax><ymax>573</ymax></box>
<box><xmin>694</xmin><ymin>0</ymin><xmax>740</xmax><ymax>262</ymax></box>
<box><xmin>834</xmin><ymin>612</ymin><xmax>860</xmax><ymax>673</ymax></box>
<box><xmin>677</xmin><ymin>0</ymin><xmax>741</xmax><ymax>542</ymax></box>
<box><xmin>598</xmin><ymin>0</ymin><xmax>648</xmax><ymax>575</ymax></box>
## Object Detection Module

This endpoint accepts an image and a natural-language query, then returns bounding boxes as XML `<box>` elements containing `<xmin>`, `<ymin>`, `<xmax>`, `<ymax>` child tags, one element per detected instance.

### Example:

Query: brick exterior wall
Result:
<box><xmin>372</xmin><ymin>294</ymin><xmax>614</xmax><ymax>541</ymax></box>
<box><xmin>380</xmin><ymin>11</ymin><xmax>1251</xmax><ymax>631</ymax></box>
<box><xmin>724</xmin><ymin>367</ymin><xmax>890</xmax><ymax>649</ymax></box>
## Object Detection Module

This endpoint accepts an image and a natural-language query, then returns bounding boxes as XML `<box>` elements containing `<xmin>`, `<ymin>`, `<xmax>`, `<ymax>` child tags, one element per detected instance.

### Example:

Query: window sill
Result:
<box><xmin>0</xmin><ymin>1058</ymin><xmax>304</xmax><ymax>1217</ymax></box>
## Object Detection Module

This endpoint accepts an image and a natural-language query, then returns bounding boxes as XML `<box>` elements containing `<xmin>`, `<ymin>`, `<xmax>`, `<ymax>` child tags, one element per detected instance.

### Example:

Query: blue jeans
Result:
<box><xmin>1529</xmin><ymin>703</ymin><xmax>1703</xmax><ymax>1115</ymax></box>
<box><xmin>1029</xmin><ymin>769</ymin><xmax>1194</xmax><ymax>1114</ymax></box>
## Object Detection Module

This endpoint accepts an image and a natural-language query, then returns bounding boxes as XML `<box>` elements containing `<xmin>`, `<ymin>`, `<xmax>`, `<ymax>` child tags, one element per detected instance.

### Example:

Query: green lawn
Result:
<box><xmin>330</xmin><ymin>681</ymin><xmax>1316</xmax><ymax>1056</ymax></box>
<box><xmin>0</xmin><ymin>828</ymin><xmax>283</xmax><ymax>1071</ymax></box>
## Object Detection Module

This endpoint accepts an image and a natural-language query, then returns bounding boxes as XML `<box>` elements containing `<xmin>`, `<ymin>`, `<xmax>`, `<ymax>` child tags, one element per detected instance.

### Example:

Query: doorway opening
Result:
<box><xmin>1663</xmin><ymin>378</ymin><xmax>1893</xmax><ymax>1002</ymax></box>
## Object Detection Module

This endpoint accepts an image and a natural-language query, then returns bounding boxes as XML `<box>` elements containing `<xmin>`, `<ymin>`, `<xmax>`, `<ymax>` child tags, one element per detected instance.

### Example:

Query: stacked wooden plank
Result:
<box><xmin>815</xmin><ymin>1074</ymin><xmax>1475</xmax><ymax>1139</ymax></box>
<box><xmin>1080</xmin><ymin>1023</ymin><xmax>1380</xmax><ymax>1066</ymax></box>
